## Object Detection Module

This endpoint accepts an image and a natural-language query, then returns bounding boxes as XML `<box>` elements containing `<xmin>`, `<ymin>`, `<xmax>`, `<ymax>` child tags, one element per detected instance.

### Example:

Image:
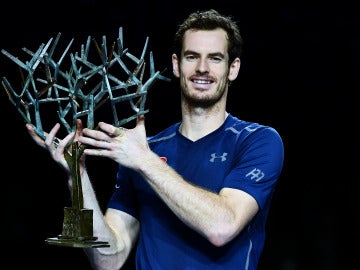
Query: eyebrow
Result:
<box><xmin>183</xmin><ymin>50</ymin><xmax>225</xmax><ymax>58</ymax></box>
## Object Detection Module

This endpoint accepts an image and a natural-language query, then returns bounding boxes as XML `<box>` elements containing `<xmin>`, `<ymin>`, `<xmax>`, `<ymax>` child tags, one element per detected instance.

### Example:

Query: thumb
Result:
<box><xmin>136</xmin><ymin>114</ymin><xmax>145</xmax><ymax>127</ymax></box>
<box><xmin>135</xmin><ymin>114</ymin><xmax>147</xmax><ymax>138</ymax></box>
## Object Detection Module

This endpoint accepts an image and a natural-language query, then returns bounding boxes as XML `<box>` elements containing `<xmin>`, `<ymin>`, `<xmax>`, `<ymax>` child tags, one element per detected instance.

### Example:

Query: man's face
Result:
<box><xmin>174</xmin><ymin>29</ymin><xmax>231</xmax><ymax>108</ymax></box>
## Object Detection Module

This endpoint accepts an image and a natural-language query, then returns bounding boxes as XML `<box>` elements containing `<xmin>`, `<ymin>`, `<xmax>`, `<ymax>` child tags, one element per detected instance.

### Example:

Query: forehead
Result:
<box><xmin>183</xmin><ymin>29</ymin><xmax>228</xmax><ymax>53</ymax></box>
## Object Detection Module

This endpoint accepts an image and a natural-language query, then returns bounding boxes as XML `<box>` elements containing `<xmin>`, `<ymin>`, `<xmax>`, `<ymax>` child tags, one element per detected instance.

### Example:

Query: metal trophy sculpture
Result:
<box><xmin>1</xmin><ymin>27</ymin><xmax>170</xmax><ymax>248</ymax></box>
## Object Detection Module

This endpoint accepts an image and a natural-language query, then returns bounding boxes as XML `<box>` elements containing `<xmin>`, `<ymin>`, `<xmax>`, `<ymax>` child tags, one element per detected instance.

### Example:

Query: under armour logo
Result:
<box><xmin>246</xmin><ymin>168</ymin><xmax>265</xmax><ymax>182</ymax></box>
<box><xmin>209</xmin><ymin>152</ymin><xmax>228</xmax><ymax>162</ymax></box>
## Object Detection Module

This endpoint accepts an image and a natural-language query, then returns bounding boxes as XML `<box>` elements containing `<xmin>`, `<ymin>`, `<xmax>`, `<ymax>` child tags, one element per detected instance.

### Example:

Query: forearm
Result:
<box><xmin>137</xmin><ymin>151</ymin><xmax>240</xmax><ymax>244</ymax></box>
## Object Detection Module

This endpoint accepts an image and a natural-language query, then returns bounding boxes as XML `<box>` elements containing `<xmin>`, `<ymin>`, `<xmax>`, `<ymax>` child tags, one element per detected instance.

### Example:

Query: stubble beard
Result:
<box><xmin>181</xmin><ymin>80</ymin><xmax>227</xmax><ymax>109</ymax></box>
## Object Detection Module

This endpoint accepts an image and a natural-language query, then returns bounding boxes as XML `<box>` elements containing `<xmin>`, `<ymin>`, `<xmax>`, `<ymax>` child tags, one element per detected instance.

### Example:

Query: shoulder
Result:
<box><xmin>147</xmin><ymin>122</ymin><xmax>181</xmax><ymax>144</ymax></box>
<box><xmin>226</xmin><ymin>114</ymin><xmax>282</xmax><ymax>141</ymax></box>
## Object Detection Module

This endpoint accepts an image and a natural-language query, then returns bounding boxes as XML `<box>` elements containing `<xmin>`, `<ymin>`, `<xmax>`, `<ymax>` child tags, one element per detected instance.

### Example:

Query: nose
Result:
<box><xmin>196</xmin><ymin>58</ymin><xmax>209</xmax><ymax>74</ymax></box>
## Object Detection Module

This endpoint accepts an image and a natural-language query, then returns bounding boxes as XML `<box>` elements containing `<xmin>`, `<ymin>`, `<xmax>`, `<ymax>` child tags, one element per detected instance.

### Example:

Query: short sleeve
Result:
<box><xmin>223</xmin><ymin>127</ymin><xmax>284</xmax><ymax>209</ymax></box>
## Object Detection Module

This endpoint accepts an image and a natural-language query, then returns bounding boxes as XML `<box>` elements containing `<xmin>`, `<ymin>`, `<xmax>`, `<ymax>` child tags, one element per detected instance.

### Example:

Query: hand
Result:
<box><xmin>78</xmin><ymin>115</ymin><xmax>150</xmax><ymax>170</ymax></box>
<box><xmin>26</xmin><ymin>119</ymin><xmax>85</xmax><ymax>174</ymax></box>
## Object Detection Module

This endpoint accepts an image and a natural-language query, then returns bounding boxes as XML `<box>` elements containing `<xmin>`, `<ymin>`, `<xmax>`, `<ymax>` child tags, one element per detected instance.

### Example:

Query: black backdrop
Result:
<box><xmin>1</xmin><ymin>1</ymin><xmax>357</xmax><ymax>269</ymax></box>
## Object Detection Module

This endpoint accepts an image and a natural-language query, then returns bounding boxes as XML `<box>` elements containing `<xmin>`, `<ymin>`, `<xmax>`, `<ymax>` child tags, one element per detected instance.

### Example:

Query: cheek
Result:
<box><xmin>179</xmin><ymin>64</ymin><xmax>194</xmax><ymax>76</ymax></box>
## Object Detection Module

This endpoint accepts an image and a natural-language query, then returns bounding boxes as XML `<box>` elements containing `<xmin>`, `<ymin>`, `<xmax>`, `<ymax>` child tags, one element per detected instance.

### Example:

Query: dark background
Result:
<box><xmin>1</xmin><ymin>0</ymin><xmax>357</xmax><ymax>269</ymax></box>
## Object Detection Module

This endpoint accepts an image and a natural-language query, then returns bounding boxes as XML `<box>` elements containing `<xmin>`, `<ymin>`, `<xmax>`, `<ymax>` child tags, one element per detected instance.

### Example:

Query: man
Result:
<box><xmin>27</xmin><ymin>9</ymin><xmax>284</xmax><ymax>270</ymax></box>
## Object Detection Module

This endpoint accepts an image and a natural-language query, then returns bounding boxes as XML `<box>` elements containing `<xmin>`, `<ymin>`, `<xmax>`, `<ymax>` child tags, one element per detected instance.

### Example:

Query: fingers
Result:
<box><xmin>26</xmin><ymin>124</ymin><xmax>45</xmax><ymax>147</ymax></box>
<box><xmin>135</xmin><ymin>115</ymin><xmax>147</xmax><ymax>139</ymax></box>
<box><xmin>45</xmin><ymin>123</ymin><xmax>61</xmax><ymax>148</ymax></box>
<box><xmin>75</xmin><ymin>119</ymin><xmax>83</xmax><ymax>137</ymax></box>
<box><xmin>137</xmin><ymin>114</ymin><xmax>145</xmax><ymax>125</ymax></box>
<box><xmin>95</xmin><ymin>122</ymin><xmax>127</xmax><ymax>138</ymax></box>
<box><xmin>26</xmin><ymin>123</ymin><xmax>61</xmax><ymax>149</ymax></box>
<box><xmin>117</xmin><ymin>127</ymin><xmax>126</xmax><ymax>137</ymax></box>
<box><xmin>107</xmin><ymin>126</ymin><xmax>127</xmax><ymax>138</ymax></box>
<box><xmin>54</xmin><ymin>131</ymin><xmax>75</xmax><ymax>160</ymax></box>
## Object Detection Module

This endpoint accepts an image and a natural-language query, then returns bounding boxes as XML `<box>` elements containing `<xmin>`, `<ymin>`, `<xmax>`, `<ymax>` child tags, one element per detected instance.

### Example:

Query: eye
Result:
<box><xmin>209</xmin><ymin>56</ymin><xmax>223</xmax><ymax>63</ymax></box>
<box><xmin>185</xmin><ymin>55</ymin><xmax>198</xmax><ymax>61</ymax></box>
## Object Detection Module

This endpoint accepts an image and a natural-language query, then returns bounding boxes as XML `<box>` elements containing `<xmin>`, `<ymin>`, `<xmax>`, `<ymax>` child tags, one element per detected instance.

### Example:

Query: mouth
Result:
<box><xmin>191</xmin><ymin>78</ymin><xmax>214</xmax><ymax>90</ymax></box>
<box><xmin>192</xmin><ymin>79</ymin><xmax>213</xmax><ymax>84</ymax></box>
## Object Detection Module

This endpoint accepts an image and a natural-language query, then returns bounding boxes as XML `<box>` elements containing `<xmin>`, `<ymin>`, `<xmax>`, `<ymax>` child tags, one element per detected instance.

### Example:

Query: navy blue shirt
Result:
<box><xmin>108</xmin><ymin>114</ymin><xmax>284</xmax><ymax>270</ymax></box>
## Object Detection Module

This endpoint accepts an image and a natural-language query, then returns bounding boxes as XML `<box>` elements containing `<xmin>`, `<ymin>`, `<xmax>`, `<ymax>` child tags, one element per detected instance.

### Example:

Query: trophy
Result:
<box><xmin>1</xmin><ymin>27</ymin><xmax>170</xmax><ymax>248</ymax></box>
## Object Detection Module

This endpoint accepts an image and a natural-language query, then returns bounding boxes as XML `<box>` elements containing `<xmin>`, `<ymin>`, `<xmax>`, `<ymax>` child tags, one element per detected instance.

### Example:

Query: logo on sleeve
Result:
<box><xmin>246</xmin><ymin>168</ymin><xmax>265</xmax><ymax>182</ymax></box>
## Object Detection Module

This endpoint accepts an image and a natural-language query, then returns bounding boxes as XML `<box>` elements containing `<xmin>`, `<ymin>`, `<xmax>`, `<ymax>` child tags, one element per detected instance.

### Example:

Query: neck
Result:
<box><xmin>179</xmin><ymin>108</ymin><xmax>229</xmax><ymax>141</ymax></box>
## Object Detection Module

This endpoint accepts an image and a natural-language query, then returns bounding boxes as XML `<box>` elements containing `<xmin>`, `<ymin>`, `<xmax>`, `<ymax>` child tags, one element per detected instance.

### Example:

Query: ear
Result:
<box><xmin>172</xmin><ymin>54</ymin><xmax>180</xmax><ymax>78</ymax></box>
<box><xmin>228</xmin><ymin>57</ymin><xmax>241</xmax><ymax>81</ymax></box>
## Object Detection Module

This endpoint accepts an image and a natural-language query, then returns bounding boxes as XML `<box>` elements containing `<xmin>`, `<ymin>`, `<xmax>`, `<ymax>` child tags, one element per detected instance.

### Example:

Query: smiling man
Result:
<box><xmin>27</xmin><ymin>9</ymin><xmax>284</xmax><ymax>270</ymax></box>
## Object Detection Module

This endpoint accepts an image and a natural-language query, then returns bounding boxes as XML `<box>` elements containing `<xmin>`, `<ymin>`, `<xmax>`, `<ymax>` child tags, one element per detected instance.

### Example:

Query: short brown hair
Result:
<box><xmin>173</xmin><ymin>9</ymin><xmax>243</xmax><ymax>64</ymax></box>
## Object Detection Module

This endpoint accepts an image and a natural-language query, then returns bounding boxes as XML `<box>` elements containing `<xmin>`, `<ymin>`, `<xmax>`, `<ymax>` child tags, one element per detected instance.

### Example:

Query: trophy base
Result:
<box><xmin>46</xmin><ymin>207</ymin><xmax>110</xmax><ymax>248</ymax></box>
<box><xmin>46</xmin><ymin>236</ymin><xmax>110</xmax><ymax>248</ymax></box>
